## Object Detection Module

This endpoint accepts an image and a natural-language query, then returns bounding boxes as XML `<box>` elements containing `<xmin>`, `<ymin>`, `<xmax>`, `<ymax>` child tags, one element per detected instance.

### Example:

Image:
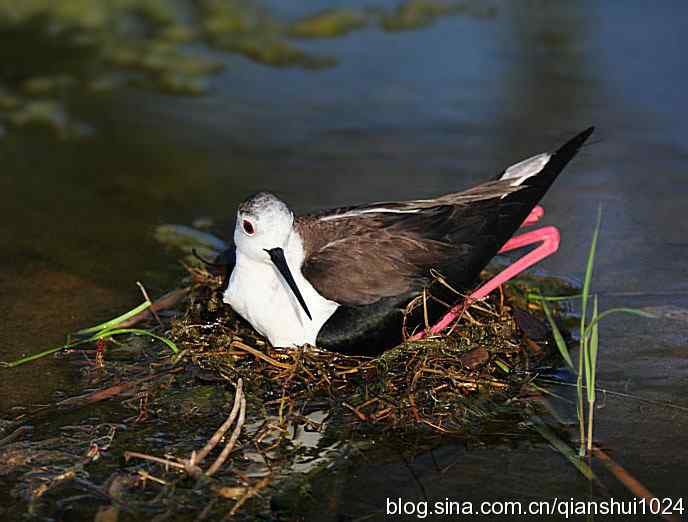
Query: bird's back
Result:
<box><xmin>312</xmin><ymin>127</ymin><xmax>594</xmax><ymax>353</ymax></box>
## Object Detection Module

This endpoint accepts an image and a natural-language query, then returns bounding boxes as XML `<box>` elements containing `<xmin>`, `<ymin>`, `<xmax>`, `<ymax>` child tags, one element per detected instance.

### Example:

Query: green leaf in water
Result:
<box><xmin>540</xmin><ymin>296</ymin><xmax>574</xmax><ymax>369</ymax></box>
<box><xmin>76</xmin><ymin>300</ymin><xmax>152</xmax><ymax>335</ymax></box>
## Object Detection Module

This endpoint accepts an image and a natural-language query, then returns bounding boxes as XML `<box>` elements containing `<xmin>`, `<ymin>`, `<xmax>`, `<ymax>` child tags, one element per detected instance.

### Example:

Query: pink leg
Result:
<box><xmin>522</xmin><ymin>205</ymin><xmax>544</xmax><ymax>227</ymax></box>
<box><xmin>409</xmin><ymin>205</ymin><xmax>557</xmax><ymax>340</ymax></box>
<box><xmin>470</xmin><ymin>225</ymin><xmax>560</xmax><ymax>301</ymax></box>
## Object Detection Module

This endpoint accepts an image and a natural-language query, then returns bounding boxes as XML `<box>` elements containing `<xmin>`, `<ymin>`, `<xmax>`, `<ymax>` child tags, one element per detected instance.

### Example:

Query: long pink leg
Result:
<box><xmin>521</xmin><ymin>205</ymin><xmax>544</xmax><ymax>226</ymax></box>
<box><xmin>409</xmin><ymin>205</ymin><xmax>557</xmax><ymax>340</ymax></box>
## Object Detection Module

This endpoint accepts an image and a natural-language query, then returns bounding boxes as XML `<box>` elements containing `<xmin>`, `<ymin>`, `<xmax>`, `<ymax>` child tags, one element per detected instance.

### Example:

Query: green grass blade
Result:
<box><xmin>583</xmin><ymin>308</ymin><xmax>655</xmax><ymax>338</ymax></box>
<box><xmin>91</xmin><ymin>328</ymin><xmax>179</xmax><ymax>354</ymax></box>
<box><xmin>2</xmin><ymin>326</ymin><xmax>179</xmax><ymax>369</ymax></box>
<box><xmin>577</xmin><ymin>206</ymin><xmax>602</xmax><ymax>456</ymax></box>
<box><xmin>583</xmin><ymin>331</ymin><xmax>592</xmax><ymax>404</ymax></box>
<box><xmin>588</xmin><ymin>295</ymin><xmax>599</xmax><ymax>403</ymax></box>
<box><xmin>1</xmin><ymin>338</ymin><xmax>95</xmax><ymax>368</ymax></box>
<box><xmin>581</xmin><ymin>206</ymin><xmax>602</xmax><ymax>325</ymax></box>
<box><xmin>540</xmin><ymin>297</ymin><xmax>574</xmax><ymax>369</ymax></box>
<box><xmin>76</xmin><ymin>300</ymin><xmax>152</xmax><ymax>335</ymax></box>
<box><xmin>527</xmin><ymin>293</ymin><xmax>582</xmax><ymax>302</ymax></box>
<box><xmin>531</xmin><ymin>420</ymin><xmax>595</xmax><ymax>480</ymax></box>
<box><xmin>494</xmin><ymin>357</ymin><xmax>511</xmax><ymax>373</ymax></box>
<box><xmin>579</xmin><ymin>207</ymin><xmax>602</xmax><ymax>372</ymax></box>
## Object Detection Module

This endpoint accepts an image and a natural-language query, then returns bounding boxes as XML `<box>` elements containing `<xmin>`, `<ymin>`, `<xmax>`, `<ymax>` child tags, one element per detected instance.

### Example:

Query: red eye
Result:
<box><xmin>242</xmin><ymin>219</ymin><xmax>255</xmax><ymax>235</ymax></box>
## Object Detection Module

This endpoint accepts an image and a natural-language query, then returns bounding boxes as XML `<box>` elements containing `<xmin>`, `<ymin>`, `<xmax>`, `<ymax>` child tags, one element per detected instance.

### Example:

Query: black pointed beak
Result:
<box><xmin>264</xmin><ymin>247</ymin><xmax>312</xmax><ymax>320</ymax></box>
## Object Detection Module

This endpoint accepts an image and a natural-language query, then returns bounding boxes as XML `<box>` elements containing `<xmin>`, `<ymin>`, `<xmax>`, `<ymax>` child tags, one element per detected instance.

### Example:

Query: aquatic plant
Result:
<box><xmin>0</xmin><ymin>0</ymin><xmax>495</xmax><ymax>137</ymax></box>
<box><xmin>381</xmin><ymin>0</ymin><xmax>496</xmax><ymax>32</ymax></box>
<box><xmin>288</xmin><ymin>9</ymin><xmax>367</xmax><ymax>39</ymax></box>
<box><xmin>536</xmin><ymin>209</ymin><xmax>653</xmax><ymax>456</ymax></box>
<box><xmin>0</xmin><ymin>284</ymin><xmax>182</xmax><ymax>368</ymax></box>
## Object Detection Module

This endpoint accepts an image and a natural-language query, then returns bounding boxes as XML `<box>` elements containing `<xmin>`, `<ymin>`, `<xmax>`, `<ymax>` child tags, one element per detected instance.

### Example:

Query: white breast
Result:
<box><xmin>223</xmin><ymin>235</ymin><xmax>339</xmax><ymax>347</ymax></box>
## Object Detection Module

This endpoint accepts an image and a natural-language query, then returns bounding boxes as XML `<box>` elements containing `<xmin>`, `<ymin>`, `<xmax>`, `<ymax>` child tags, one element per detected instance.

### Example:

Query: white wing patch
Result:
<box><xmin>321</xmin><ymin>152</ymin><xmax>553</xmax><ymax>214</ymax></box>
<box><xmin>320</xmin><ymin>207</ymin><xmax>421</xmax><ymax>222</ymax></box>
<box><xmin>500</xmin><ymin>152</ymin><xmax>551</xmax><ymax>187</ymax></box>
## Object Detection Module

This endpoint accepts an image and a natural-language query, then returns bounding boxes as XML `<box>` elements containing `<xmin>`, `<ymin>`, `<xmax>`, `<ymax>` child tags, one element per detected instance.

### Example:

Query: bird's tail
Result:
<box><xmin>496</xmin><ymin>126</ymin><xmax>594</xmax><ymax>240</ymax></box>
<box><xmin>502</xmin><ymin>126</ymin><xmax>594</xmax><ymax>201</ymax></box>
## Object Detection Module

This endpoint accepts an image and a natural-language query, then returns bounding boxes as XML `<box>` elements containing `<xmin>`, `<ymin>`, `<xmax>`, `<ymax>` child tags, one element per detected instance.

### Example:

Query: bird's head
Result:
<box><xmin>234</xmin><ymin>192</ymin><xmax>311</xmax><ymax>320</ymax></box>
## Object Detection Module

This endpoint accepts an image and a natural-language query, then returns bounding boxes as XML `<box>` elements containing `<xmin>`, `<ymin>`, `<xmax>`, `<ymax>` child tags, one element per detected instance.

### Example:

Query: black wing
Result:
<box><xmin>297</xmin><ymin>127</ymin><xmax>593</xmax><ymax>306</ymax></box>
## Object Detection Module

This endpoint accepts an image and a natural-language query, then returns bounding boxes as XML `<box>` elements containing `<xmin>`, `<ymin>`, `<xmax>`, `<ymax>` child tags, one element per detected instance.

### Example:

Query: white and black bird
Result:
<box><xmin>220</xmin><ymin>128</ymin><xmax>593</xmax><ymax>354</ymax></box>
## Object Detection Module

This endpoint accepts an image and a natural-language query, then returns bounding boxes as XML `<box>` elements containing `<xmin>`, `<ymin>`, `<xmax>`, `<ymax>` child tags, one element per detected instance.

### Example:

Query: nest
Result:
<box><xmin>170</xmin><ymin>267</ymin><xmax>556</xmax><ymax>437</ymax></box>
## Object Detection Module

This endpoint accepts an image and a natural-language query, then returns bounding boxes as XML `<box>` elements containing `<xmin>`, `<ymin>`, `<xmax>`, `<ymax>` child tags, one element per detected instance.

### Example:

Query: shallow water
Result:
<box><xmin>1</xmin><ymin>0</ymin><xmax>687</xmax><ymax>519</ymax></box>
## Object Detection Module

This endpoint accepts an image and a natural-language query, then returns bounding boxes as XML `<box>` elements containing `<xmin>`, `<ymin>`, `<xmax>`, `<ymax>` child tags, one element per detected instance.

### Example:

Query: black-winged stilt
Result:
<box><xmin>222</xmin><ymin>127</ymin><xmax>594</xmax><ymax>354</ymax></box>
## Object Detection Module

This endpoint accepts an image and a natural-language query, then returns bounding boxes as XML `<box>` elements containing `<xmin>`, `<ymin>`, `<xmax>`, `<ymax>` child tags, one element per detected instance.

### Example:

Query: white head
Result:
<box><xmin>234</xmin><ymin>192</ymin><xmax>294</xmax><ymax>262</ymax></box>
<box><xmin>233</xmin><ymin>192</ymin><xmax>312</xmax><ymax>320</ymax></box>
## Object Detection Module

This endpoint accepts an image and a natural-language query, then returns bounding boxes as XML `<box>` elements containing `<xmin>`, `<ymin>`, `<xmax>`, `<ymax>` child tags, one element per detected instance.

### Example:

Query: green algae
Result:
<box><xmin>7</xmin><ymin>100</ymin><xmax>67</xmax><ymax>130</ymax></box>
<box><xmin>288</xmin><ymin>9</ymin><xmax>368</xmax><ymax>39</ymax></box>
<box><xmin>198</xmin><ymin>0</ymin><xmax>338</xmax><ymax>68</ymax></box>
<box><xmin>21</xmin><ymin>74</ymin><xmax>75</xmax><ymax>96</ymax></box>
<box><xmin>0</xmin><ymin>86</ymin><xmax>19</xmax><ymax>110</ymax></box>
<box><xmin>0</xmin><ymin>0</ymin><xmax>337</xmax><ymax>135</ymax></box>
<box><xmin>0</xmin><ymin>0</ymin><xmax>498</xmax><ymax>137</ymax></box>
<box><xmin>230</xmin><ymin>37</ymin><xmax>337</xmax><ymax>68</ymax></box>
<box><xmin>381</xmin><ymin>0</ymin><xmax>496</xmax><ymax>32</ymax></box>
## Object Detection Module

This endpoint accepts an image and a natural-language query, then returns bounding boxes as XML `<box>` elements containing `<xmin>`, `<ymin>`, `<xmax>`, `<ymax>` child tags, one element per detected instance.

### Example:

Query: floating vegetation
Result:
<box><xmin>381</xmin><ymin>0</ymin><xmax>497</xmax><ymax>32</ymax></box>
<box><xmin>6</xmin><ymin>100</ymin><xmax>67</xmax><ymax>130</ymax></box>
<box><xmin>229</xmin><ymin>37</ymin><xmax>337</xmax><ymax>69</ymax></box>
<box><xmin>197</xmin><ymin>0</ymin><xmax>337</xmax><ymax>69</ymax></box>
<box><xmin>0</xmin><ymin>0</ymin><xmax>498</xmax><ymax>137</ymax></box>
<box><xmin>288</xmin><ymin>9</ymin><xmax>368</xmax><ymax>39</ymax></box>
<box><xmin>534</xmin><ymin>210</ymin><xmax>654</xmax><ymax>456</ymax></box>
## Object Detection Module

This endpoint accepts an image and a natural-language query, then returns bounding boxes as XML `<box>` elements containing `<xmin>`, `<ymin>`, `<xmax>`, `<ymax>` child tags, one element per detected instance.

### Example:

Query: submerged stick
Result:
<box><xmin>56</xmin><ymin>367</ymin><xmax>182</xmax><ymax>408</ymax></box>
<box><xmin>118</xmin><ymin>287</ymin><xmax>188</xmax><ymax>329</ymax></box>
<box><xmin>125</xmin><ymin>379</ymin><xmax>246</xmax><ymax>480</ymax></box>
<box><xmin>77</xmin><ymin>287</ymin><xmax>188</xmax><ymax>335</ymax></box>
<box><xmin>206</xmin><ymin>395</ymin><xmax>246</xmax><ymax>477</ymax></box>
<box><xmin>592</xmin><ymin>446</ymin><xmax>680</xmax><ymax>522</ymax></box>
<box><xmin>230</xmin><ymin>341</ymin><xmax>293</xmax><ymax>370</ymax></box>
<box><xmin>192</xmin><ymin>379</ymin><xmax>244</xmax><ymax>466</ymax></box>
<box><xmin>136</xmin><ymin>281</ymin><xmax>161</xmax><ymax>327</ymax></box>
<box><xmin>93</xmin><ymin>473</ymin><xmax>135</xmax><ymax>522</ymax></box>
<box><xmin>0</xmin><ymin>426</ymin><xmax>31</xmax><ymax>447</ymax></box>
<box><xmin>225</xmin><ymin>477</ymin><xmax>272</xmax><ymax>518</ymax></box>
<box><xmin>124</xmin><ymin>451</ymin><xmax>186</xmax><ymax>470</ymax></box>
